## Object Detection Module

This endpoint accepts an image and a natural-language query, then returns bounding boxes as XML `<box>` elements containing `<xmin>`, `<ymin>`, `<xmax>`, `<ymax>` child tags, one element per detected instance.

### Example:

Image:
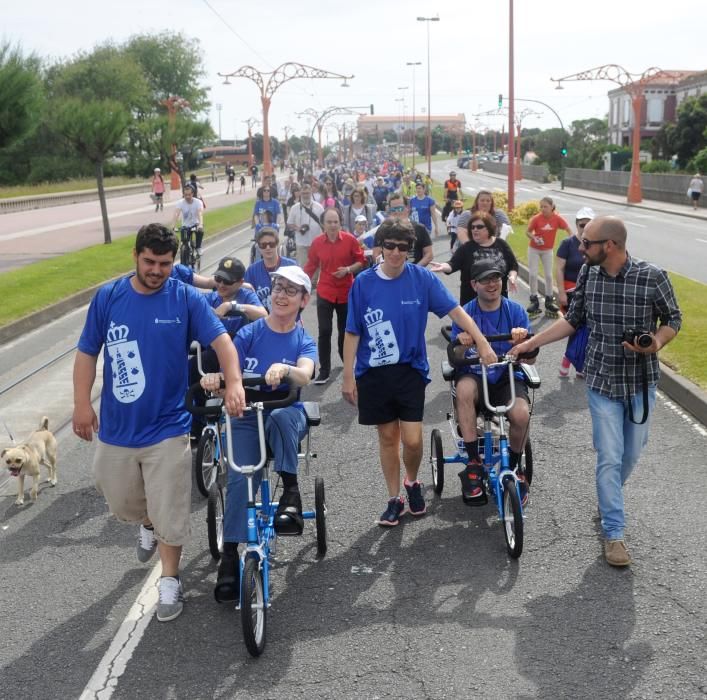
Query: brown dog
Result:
<box><xmin>2</xmin><ymin>416</ymin><xmax>57</xmax><ymax>506</ymax></box>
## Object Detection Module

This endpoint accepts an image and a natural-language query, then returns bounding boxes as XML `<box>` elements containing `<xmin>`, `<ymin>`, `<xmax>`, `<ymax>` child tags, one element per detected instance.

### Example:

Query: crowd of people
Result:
<box><xmin>73</xmin><ymin>152</ymin><xmax>682</xmax><ymax>622</ymax></box>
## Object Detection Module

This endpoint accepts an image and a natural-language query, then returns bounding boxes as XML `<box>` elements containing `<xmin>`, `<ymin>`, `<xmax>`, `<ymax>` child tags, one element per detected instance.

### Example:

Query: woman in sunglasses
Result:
<box><xmin>429</xmin><ymin>211</ymin><xmax>518</xmax><ymax>305</ymax></box>
<box><xmin>343</xmin><ymin>218</ymin><xmax>496</xmax><ymax>527</ymax></box>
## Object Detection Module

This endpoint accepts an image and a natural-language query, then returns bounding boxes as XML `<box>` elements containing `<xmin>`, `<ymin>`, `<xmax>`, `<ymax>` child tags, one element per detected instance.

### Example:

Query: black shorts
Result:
<box><xmin>455</xmin><ymin>373</ymin><xmax>529</xmax><ymax>408</ymax></box>
<box><xmin>357</xmin><ymin>364</ymin><xmax>427</xmax><ymax>425</ymax></box>
<box><xmin>691</xmin><ymin>190</ymin><xmax>701</xmax><ymax>201</ymax></box>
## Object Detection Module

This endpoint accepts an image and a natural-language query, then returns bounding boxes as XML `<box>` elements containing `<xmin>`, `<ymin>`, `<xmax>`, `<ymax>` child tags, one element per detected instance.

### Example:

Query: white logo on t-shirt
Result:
<box><xmin>106</xmin><ymin>322</ymin><xmax>145</xmax><ymax>403</ymax></box>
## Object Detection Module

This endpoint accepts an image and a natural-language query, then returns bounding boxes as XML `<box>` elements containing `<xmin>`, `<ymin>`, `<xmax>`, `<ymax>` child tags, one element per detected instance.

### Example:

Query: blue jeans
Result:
<box><xmin>587</xmin><ymin>385</ymin><xmax>657</xmax><ymax>540</ymax></box>
<box><xmin>224</xmin><ymin>406</ymin><xmax>307</xmax><ymax>543</ymax></box>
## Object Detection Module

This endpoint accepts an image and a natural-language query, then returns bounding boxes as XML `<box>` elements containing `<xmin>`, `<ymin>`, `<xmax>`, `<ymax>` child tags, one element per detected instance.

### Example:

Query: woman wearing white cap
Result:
<box><xmin>555</xmin><ymin>207</ymin><xmax>595</xmax><ymax>378</ymax></box>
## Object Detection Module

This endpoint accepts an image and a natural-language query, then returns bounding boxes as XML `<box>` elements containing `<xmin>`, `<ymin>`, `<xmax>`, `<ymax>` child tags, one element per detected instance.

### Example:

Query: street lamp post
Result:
<box><xmin>215</xmin><ymin>103</ymin><xmax>222</xmax><ymax>142</ymax></box>
<box><xmin>507</xmin><ymin>0</ymin><xmax>515</xmax><ymax>210</ymax></box>
<box><xmin>394</xmin><ymin>96</ymin><xmax>405</xmax><ymax>160</ymax></box>
<box><xmin>417</xmin><ymin>16</ymin><xmax>440</xmax><ymax>178</ymax></box>
<box><xmin>398</xmin><ymin>86</ymin><xmax>408</xmax><ymax>160</ymax></box>
<box><xmin>243</xmin><ymin>117</ymin><xmax>259</xmax><ymax>168</ymax></box>
<box><xmin>551</xmin><ymin>64</ymin><xmax>678</xmax><ymax>203</ymax></box>
<box><xmin>220</xmin><ymin>63</ymin><xmax>353</xmax><ymax>177</ymax></box>
<box><xmin>406</xmin><ymin>61</ymin><xmax>421</xmax><ymax>168</ymax></box>
<box><xmin>161</xmin><ymin>95</ymin><xmax>190</xmax><ymax>193</ymax></box>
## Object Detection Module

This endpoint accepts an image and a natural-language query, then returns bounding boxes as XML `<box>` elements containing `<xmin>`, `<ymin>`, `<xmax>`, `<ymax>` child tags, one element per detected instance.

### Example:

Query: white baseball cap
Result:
<box><xmin>575</xmin><ymin>206</ymin><xmax>596</xmax><ymax>221</ymax></box>
<box><xmin>354</xmin><ymin>214</ymin><xmax>368</xmax><ymax>223</ymax></box>
<box><xmin>270</xmin><ymin>266</ymin><xmax>311</xmax><ymax>294</ymax></box>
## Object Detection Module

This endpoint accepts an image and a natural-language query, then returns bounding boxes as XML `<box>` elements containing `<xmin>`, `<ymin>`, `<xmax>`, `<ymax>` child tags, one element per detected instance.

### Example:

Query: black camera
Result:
<box><xmin>299</xmin><ymin>224</ymin><xmax>310</xmax><ymax>234</ymax></box>
<box><xmin>622</xmin><ymin>329</ymin><xmax>652</xmax><ymax>348</ymax></box>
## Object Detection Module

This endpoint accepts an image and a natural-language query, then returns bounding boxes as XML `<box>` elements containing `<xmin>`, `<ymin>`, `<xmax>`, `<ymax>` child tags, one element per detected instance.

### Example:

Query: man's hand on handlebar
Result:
<box><xmin>200</xmin><ymin>373</ymin><xmax>245</xmax><ymax>417</ymax></box>
<box><xmin>264</xmin><ymin>363</ymin><xmax>290</xmax><ymax>386</ymax></box>
<box><xmin>507</xmin><ymin>338</ymin><xmax>535</xmax><ymax>361</ymax></box>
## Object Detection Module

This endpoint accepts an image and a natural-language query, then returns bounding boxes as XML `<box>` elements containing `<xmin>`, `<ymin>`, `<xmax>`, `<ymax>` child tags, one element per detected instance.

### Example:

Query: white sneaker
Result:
<box><xmin>156</xmin><ymin>576</ymin><xmax>184</xmax><ymax>622</ymax></box>
<box><xmin>197</xmin><ymin>248</ymin><xmax>203</xmax><ymax>255</ymax></box>
<box><xmin>136</xmin><ymin>524</ymin><xmax>157</xmax><ymax>563</ymax></box>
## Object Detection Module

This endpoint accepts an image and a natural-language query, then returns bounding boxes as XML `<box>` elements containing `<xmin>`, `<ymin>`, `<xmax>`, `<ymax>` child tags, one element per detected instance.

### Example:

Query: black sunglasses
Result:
<box><xmin>215</xmin><ymin>276</ymin><xmax>237</xmax><ymax>285</ymax></box>
<box><xmin>580</xmin><ymin>238</ymin><xmax>609</xmax><ymax>248</ymax></box>
<box><xmin>470</xmin><ymin>223</ymin><xmax>487</xmax><ymax>230</ymax></box>
<box><xmin>258</xmin><ymin>241</ymin><xmax>278</xmax><ymax>249</ymax></box>
<box><xmin>382</xmin><ymin>241</ymin><xmax>410</xmax><ymax>252</ymax></box>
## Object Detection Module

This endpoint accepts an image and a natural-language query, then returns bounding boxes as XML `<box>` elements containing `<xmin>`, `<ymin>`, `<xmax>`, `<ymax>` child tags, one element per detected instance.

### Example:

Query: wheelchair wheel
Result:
<box><xmin>207</xmin><ymin>483</ymin><xmax>224</xmax><ymax>561</ymax></box>
<box><xmin>521</xmin><ymin>439</ymin><xmax>533</xmax><ymax>486</ymax></box>
<box><xmin>502</xmin><ymin>476</ymin><xmax>523</xmax><ymax>559</ymax></box>
<box><xmin>195</xmin><ymin>430</ymin><xmax>218</xmax><ymax>498</ymax></box>
<box><xmin>241</xmin><ymin>555</ymin><xmax>267</xmax><ymax>657</ymax></box>
<box><xmin>430</xmin><ymin>428</ymin><xmax>444</xmax><ymax>495</ymax></box>
<box><xmin>314</xmin><ymin>476</ymin><xmax>327</xmax><ymax>558</ymax></box>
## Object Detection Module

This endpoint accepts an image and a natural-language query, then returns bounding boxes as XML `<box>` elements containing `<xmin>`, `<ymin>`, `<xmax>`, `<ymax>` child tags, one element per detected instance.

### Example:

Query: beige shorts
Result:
<box><xmin>93</xmin><ymin>435</ymin><xmax>192</xmax><ymax>546</ymax></box>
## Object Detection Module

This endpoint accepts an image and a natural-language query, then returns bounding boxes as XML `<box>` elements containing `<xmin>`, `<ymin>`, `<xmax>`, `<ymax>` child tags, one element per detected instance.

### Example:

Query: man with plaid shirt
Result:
<box><xmin>510</xmin><ymin>216</ymin><xmax>681</xmax><ymax>567</ymax></box>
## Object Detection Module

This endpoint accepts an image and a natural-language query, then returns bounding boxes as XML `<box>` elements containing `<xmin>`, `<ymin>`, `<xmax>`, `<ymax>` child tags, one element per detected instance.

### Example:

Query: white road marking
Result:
<box><xmin>79</xmin><ymin>563</ymin><xmax>162</xmax><ymax>700</ymax></box>
<box><xmin>517</xmin><ymin>187</ymin><xmax>535</xmax><ymax>193</ymax></box>
<box><xmin>658</xmin><ymin>393</ymin><xmax>707</xmax><ymax>436</ymax></box>
<box><xmin>624</xmin><ymin>220</ymin><xmax>648</xmax><ymax>228</ymax></box>
<box><xmin>697</xmin><ymin>238</ymin><xmax>707</xmax><ymax>244</ymax></box>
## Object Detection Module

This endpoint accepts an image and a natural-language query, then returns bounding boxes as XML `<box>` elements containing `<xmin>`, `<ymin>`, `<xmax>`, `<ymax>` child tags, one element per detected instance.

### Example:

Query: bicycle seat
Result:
<box><xmin>302</xmin><ymin>401</ymin><xmax>321</xmax><ymax>427</ymax></box>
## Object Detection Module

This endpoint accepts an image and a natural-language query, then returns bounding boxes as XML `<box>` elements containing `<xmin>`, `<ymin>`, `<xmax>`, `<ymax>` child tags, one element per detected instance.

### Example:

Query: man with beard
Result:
<box><xmin>510</xmin><ymin>216</ymin><xmax>681</xmax><ymax>568</ymax></box>
<box><xmin>72</xmin><ymin>224</ymin><xmax>245</xmax><ymax>622</ymax></box>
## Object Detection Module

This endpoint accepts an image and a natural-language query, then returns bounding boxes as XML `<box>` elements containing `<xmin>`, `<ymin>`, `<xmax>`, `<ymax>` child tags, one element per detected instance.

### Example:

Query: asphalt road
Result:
<box><xmin>1</xmin><ymin>231</ymin><xmax>705</xmax><ymax>700</ymax></box>
<box><xmin>431</xmin><ymin>158</ymin><xmax>707</xmax><ymax>285</ymax></box>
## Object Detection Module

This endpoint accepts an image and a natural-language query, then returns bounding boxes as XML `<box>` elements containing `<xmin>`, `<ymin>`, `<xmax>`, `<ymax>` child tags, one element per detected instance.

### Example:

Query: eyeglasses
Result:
<box><xmin>258</xmin><ymin>241</ymin><xmax>278</xmax><ymax>249</ymax></box>
<box><xmin>271</xmin><ymin>283</ymin><xmax>301</xmax><ymax>297</ymax></box>
<box><xmin>381</xmin><ymin>241</ymin><xmax>410</xmax><ymax>252</ymax></box>
<box><xmin>470</xmin><ymin>223</ymin><xmax>487</xmax><ymax>231</ymax></box>
<box><xmin>389</xmin><ymin>205</ymin><xmax>405</xmax><ymax>213</ymax></box>
<box><xmin>577</xmin><ymin>221</ymin><xmax>590</xmax><ymax>228</ymax></box>
<box><xmin>476</xmin><ymin>274</ymin><xmax>503</xmax><ymax>285</ymax></box>
<box><xmin>214</xmin><ymin>276</ymin><xmax>237</xmax><ymax>285</ymax></box>
<box><xmin>580</xmin><ymin>238</ymin><xmax>609</xmax><ymax>248</ymax></box>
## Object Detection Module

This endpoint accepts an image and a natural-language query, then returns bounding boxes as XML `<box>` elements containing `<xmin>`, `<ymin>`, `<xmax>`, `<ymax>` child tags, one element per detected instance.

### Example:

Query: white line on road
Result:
<box><xmin>624</xmin><ymin>220</ymin><xmax>648</xmax><ymax>228</ymax></box>
<box><xmin>697</xmin><ymin>238</ymin><xmax>707</xmax><ymax>244</ymax></box>
<box><xmin>658</xmin><ymin>393</ymin><xmax>707</xmax><ymax>437</ymax></box>
<box><xmin>79</xmin><ymin>563</ymin><xmax>162</xmax><ymax>700</ymax></box>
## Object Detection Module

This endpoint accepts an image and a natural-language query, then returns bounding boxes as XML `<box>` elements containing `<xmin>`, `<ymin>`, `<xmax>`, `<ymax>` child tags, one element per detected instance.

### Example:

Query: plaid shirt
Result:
<box><xmin>565</xmin><ymin>254</ymin><xmax>681</xmax><ymax>400</ymax></box>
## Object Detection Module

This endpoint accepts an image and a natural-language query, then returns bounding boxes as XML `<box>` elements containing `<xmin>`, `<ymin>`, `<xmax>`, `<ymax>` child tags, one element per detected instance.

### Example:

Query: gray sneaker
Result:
<box><xmin>136</xmin><ymin>524</ymin><xmax>158</xmax><ymax>563</ymax></box>
<box><xmin>156</xmin><ymin>576</ymin><xmax>184</xmax><ymax>622</ymax></box>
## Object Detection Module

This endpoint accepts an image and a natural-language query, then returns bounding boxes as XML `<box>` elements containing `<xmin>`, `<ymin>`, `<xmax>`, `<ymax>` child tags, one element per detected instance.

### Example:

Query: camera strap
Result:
<box><xmin>301</xmin><ymin>204</ymin><xmax>321</xmax><ymax>228</ymax></box>
<box><xmin>625</xmin><ymin>354</ymin><xmax>649</xmax><ymax>425</ymax></box>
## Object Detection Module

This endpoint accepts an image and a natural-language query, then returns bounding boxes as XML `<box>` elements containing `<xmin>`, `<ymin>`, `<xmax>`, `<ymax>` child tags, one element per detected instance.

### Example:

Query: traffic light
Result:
<box><xmin>561</xmin><ymin>144</ymin><xmax>568</xmax><ymax>157</ymax></box>
<box><xmin>498</xmin><ymin>94</ymin><xmax>503</xmax><ymax>108</ymax></box>
<box><xmin>370</xmin><ymin>104</ymin><xmax>375</xmax><ymax>115</ymax></box>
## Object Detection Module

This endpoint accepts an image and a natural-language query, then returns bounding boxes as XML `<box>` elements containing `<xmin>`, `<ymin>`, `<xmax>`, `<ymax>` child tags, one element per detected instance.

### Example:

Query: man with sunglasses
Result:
<box><xmin>372</xmin><ymin>193</ymin><xmax>433</xmax><ymax>267</ymax></box>
<box><xmin>189</xmin><ymin>257</ymin><xmax>267</xmax><ymax>441</ymax></box>
<box><xmin>343</xmin><ymin>218</ymin><xmax>496</xmax><ymax>527</ymax></box>
<box><xmin>244</xmin><ymin>227</ymin><xmax>297</xmax><ymax>312</ymax></box>
<box><xmin>510</xmin><ymin>216</ymin><xmax>681</xmax><ymax>568</ymax></box>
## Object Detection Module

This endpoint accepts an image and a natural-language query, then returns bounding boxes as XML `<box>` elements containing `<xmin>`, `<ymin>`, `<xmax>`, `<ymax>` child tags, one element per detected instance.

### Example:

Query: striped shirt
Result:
<box><xmin>565</xmin><ymin>254</ymin><xmax>681</xmax><ymax>400</ymax></box>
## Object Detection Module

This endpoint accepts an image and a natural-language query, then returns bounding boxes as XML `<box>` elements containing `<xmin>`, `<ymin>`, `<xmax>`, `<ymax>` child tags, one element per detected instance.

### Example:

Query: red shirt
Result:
<box><xmin>527</xmin><ymin>212</ymin><xmax>571</xmax><ymax>251</ymax></box>
<box><xmin>304</xmin><ymin>231</ymin><xmax>366</xmax><ymax>303</ymax></box>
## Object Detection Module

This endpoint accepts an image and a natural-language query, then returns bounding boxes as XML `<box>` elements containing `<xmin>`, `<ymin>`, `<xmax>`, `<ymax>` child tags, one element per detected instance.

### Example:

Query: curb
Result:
<box><xmin>517</xmin><ymin>262</ymin><xmax>707</xmax><ymax>427</ymax></box>
<box><xmin>0</xmin><ymin>221</ymin><xmax>249</xmax><ymax>347</ymax></box>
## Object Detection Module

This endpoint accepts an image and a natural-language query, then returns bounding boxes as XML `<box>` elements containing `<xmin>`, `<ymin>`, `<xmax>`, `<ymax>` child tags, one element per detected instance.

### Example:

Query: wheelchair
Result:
<box><xmin>186</xmin><ymin>377</ymin><xmax>326</xmax><ymax>656</ymax></box>
<box><xmin>430</xmin><ymin>329</ymin><xmax>541</xmax><ymax>558</ymax></box>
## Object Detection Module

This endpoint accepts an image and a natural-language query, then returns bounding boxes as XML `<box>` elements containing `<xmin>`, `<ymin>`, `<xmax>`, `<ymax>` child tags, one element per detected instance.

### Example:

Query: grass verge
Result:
<box><xmin>505</xmin><ymin>225</ymin><xmax>707</xmax><ymax>390</ymax></box>
<box><xmin>0</xmin><ymin>199</ymin><xmax>253</xmax><ymax>327</ymax></box>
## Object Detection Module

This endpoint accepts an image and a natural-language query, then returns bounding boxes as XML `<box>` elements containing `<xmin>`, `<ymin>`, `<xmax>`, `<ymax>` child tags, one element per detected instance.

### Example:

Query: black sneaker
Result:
<box><xmin>275</xmin><ymin>488</ymin><xmax>304</xmax><ymax>535</ymax></box>
<box><xmin>404</xmin><ymin>479</ymin><xmax>427</xmax><ymax>516</ymax></box>
<box><xmin>459</xmin><ymin>461</ymin><xmax>486</xmax><ymax>505</ymax></box>
<box><xmin>313</xmin><ymin>371</ymin><xmax>330</xmax><ymax>385</ymax></box>
<box><xmin>376</xmin><ymin>496</ymin><xmax>405</xmax><ymax>527</ymax></box>
<box><xmin>214</xmin><ymin>549</ymin><xmax>240</xmax><ymax>603</ymax></box>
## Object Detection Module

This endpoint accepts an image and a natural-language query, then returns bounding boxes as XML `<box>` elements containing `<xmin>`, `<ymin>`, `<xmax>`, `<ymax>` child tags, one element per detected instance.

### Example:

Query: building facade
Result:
<box><xmin>608</xmin><ymin>70</ymin><xmax>706</xmax><ymax>146</ymax></box>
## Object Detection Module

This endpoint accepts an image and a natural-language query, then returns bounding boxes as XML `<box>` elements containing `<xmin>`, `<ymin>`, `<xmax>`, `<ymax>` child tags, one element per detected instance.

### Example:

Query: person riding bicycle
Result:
<box><xmin>244</xmin><ymin>227</ymin><xmax>297</xmax><ymax>311</ymax></box>
<box><xmin>172</xmin><ymin>185</ymin><xmax>205</xmax><ymax>255</ymax></box>
<box><xmin>199</xmin><ymin>266</ymin><xmax>317</xmax><ymax>603</ymax></box>
<box><xmin>450</xmin><ymin>259</ymin><xmax>534</xmax><ymax>506</ymax></box>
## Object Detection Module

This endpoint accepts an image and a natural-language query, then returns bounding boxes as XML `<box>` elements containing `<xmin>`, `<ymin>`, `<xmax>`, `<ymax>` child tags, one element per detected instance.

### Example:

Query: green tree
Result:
<box><xmin>53</xmin><ymin>98</ymin><xmax>131</xmax><ymax>244</ymax></box>
<box><xmin>0</xmin><ymin>43</ymin><xmax>43</xmax><ymax>150</ymax></box>
<box><xmin>668</xmin><ymin>93</ymin><xmax>707</xmax><ymax>168</ymax></box>
<box><xmin>532</xmin><ymin>128</ymin><xmax>570</xmax><ymax>174</ymax></box>
<box><xmin>125</xmin><ymin>33</ymin><xmax>209</xmax><ymax>112</ymax></box>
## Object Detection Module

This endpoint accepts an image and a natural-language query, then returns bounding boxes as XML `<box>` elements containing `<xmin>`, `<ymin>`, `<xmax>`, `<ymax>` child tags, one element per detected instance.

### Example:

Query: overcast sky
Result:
<box><xmin>6</xmin><ymin>0</ymin><xmax>707</xmax><ymax>143</ymax></box>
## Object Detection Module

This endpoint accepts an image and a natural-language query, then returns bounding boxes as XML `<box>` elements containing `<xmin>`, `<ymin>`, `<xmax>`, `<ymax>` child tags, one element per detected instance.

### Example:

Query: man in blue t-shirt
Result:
<box><xmin>342</xmin><ymin>219</ymin><xmax>496</xmax><ymax>527</ymax></box>
<box><xmin>189</xmin><ymin>256</ymin><xmax>266</xmax><ymax>440</ymax></box>
<box><xmin>199</xmin><ymin>266</ymin><xmax>317</xmax><ymax>603</ymax></box>
<box><xmin>244</xmin><ymin>227</ymin><xmax>297</xmax><ymax>312</ymax></box>
<box><xmin>450</xmin><ymin>259</ymin><xmax>534</xmax><ymax>506</ymax></box>
<box><xmin>72</xmin><ymin>223</ymin><xmax>245</xmax><ymax>623</ymax></box>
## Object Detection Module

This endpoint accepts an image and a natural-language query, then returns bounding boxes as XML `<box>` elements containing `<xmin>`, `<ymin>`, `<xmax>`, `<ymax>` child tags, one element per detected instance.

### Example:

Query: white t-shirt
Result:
<box><xmin>175</xmin><ymin>198</ymin><xmax>203</xmax><ymax>227</ymax></box>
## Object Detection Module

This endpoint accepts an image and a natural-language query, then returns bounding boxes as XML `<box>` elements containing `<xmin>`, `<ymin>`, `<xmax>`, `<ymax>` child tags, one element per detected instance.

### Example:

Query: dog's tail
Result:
<box><xmin>39</xmin><ymin>416</ymin><xmax>50</xmax><ymax>430</ymax></box>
